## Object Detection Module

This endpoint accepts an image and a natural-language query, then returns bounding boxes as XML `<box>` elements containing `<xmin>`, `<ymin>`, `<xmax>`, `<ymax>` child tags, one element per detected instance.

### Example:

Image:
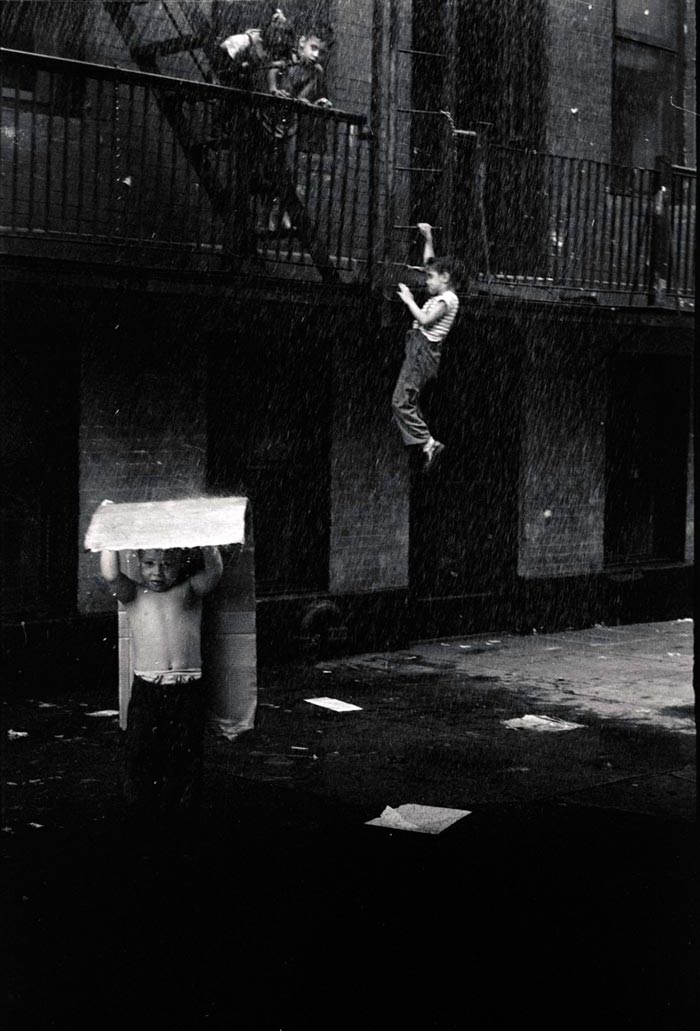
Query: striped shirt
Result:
<box><xmin>413</xmin><ymin>289</ymin><xmax>459</xmax><ymax>352</ymax></box>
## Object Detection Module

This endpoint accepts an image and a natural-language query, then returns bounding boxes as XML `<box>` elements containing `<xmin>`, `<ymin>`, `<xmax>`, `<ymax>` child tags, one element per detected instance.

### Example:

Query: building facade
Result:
<box><xmin>1</xmin><ymin>0</ymin><xmax>694</xmax><ymax>682</ymax></box>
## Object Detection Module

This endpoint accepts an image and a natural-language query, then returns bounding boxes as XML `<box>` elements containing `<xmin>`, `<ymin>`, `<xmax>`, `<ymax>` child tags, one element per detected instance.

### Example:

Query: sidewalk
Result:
<box><xmin>211</xmin><ymin>618</ymin><xmax>695</xmax><ymax>824</ymax></box>
<box><xmin>2</xmin><ymin>620</ymin><xmax>697</xmax><ymax>1029</ymax></box>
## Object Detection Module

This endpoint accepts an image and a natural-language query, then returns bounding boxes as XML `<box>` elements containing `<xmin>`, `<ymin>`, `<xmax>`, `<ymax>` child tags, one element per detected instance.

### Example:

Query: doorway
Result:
<box><xmin>605</xmin><ymin>354</ymin><xmax>689</xmax><ymax>564</ymax></box>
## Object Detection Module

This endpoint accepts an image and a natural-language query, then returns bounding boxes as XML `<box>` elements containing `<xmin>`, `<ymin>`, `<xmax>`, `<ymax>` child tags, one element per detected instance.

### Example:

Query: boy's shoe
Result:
<box><xmin>423</xmin><ymin>439</ymin><xmax>445</xmax><ymax>470</ymax></box>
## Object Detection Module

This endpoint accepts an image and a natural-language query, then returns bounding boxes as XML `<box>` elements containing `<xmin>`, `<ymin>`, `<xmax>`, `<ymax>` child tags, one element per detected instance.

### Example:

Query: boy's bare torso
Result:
<box><xmin>125</xmin><ymin>580</ymin><xmax>203</xmax><ymax>672</ymax></box>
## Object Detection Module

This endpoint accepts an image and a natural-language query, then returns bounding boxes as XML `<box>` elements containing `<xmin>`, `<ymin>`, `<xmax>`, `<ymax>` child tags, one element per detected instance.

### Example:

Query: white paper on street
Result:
<box><xmin>84</xmin><ymin>496</ymin><xmax>247</xmax><ymax>552</ymax></box>
<box><xmin>365</xmin><ymin>803</ymin><xmax>471</xmax><ymax>834</ymax></box>
<box><xmin>86</xmin><ymin>710</ymin><xmax>120</xmax><ymax>718</ymax></box>
<box><xmin>502</xmin><ymin>714</ymin><xmax>584</xmax><ymax>732</ymax></box>
<box><xmin>304</xmin><ymin>697</ymin><xmax>363</xmax><ymax>712</ymax></box>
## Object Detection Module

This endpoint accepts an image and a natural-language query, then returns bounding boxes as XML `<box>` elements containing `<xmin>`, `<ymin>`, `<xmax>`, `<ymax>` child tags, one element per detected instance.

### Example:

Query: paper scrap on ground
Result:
<box><xmin>304</xmin><ymin>697</ymin><xmax>363</xmax><ymax>712</ymax></box>
<box><xmin>84</xmin><ymin>496</ymin><xmax>247</xmax><ymax>552</ymax></box>
<box><xmin>7</xmin><ymin>730</ymin><xmax>28</xmax><ymax>740</ymax></box>
<box><xmin>502</xmin><ymin>714</ymin><xmax>584</xmax><ymax>732</ymax></box>
<box><xmin>366</xmin><ymin>803</ymin><xmax>471</xmax><ymax>835</ymax></box>
<box><xmin>86</xmin><ymin>710</ymin><xmax>119</xmax><ymax>718</ymax></box>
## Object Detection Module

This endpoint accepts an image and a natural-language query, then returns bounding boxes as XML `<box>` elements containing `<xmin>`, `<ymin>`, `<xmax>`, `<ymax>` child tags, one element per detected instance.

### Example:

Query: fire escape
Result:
<box><xmin>103</xmin><ymin>0</ymin><xmax>340</xmax><ymax>282</ymax></box>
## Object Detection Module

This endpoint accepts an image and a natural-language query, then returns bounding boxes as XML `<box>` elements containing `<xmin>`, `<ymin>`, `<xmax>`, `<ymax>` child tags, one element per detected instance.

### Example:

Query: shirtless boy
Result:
<box><xmin>100</xmin><ymin>546</ymin><xmax>223</xmax><ymax>828</ymax></box>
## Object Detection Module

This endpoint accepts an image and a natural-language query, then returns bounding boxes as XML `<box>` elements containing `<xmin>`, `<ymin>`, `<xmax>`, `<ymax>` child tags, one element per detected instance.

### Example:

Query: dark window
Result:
<box><xmin>613</xmin><ymin>0</ymin><xmax>682</xmax><ymax>168</ymax></box>
<box><xmin>0</xmin><ymin>1</ymin><xmax>87</xmax><ymax>116</ymax></box>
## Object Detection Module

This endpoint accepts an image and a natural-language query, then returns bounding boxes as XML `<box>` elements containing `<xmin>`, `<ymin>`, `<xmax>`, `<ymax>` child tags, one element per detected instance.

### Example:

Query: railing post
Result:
<box><xmin>648</xmin><ymin>153</ymin><xmax>673</xmax><ymax>306</ymax></box>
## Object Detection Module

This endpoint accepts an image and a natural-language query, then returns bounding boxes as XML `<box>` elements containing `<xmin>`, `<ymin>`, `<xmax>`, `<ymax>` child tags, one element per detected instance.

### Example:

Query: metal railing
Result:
<box><xmin>455</xmin><ymin>139</ymin><xmax>695</xmax><ymax>304</ymax></box>
<box><xmin>0</xmin><ymin>49</ymin><xmax>371</xmax><ymax>282</ymax></box>
<box><xmin>2</xmin><ymin>49</ymin><xmax>694</xmax><ymax>305</ymax></box>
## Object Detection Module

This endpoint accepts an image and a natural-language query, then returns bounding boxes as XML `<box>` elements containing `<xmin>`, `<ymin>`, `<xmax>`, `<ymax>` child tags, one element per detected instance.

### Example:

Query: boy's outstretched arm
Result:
<box><xmin>417</xmin><ymin>222</ymin><xmax>435</xmax><ymax>264</ymax></box>
<box><xmin>100</xmin><ymin>551</ymin><xmax>137</xmax><ymax>604</ymax></box>
<box><xmin>190</xmin><ymin>546</ymin><xmax>224</xmax><ymax>597</ymax></box>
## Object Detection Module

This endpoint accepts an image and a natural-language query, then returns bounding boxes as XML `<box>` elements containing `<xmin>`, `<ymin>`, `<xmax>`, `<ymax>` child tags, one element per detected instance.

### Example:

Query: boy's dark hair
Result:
<box><xmin>137</xmin><ymin>547</ymin><xmax>185</xmax><ymax>560</ymax></box>
<box><xmin>427</xmin><ymin>255</ymin><xmax>463</xmax><ymax>290</ymax></box>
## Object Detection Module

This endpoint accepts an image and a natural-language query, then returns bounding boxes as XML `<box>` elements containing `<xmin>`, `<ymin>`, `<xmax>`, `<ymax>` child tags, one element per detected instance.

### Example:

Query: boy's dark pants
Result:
<box><xmin>392</xmin><ymin>329</ymin><xmax>440</xmax><ymax>447</ymax></box>
<box><xmin>124</xmin><ymin>676</ymin><xmax>207</xmax><ymax>834</ymax></box>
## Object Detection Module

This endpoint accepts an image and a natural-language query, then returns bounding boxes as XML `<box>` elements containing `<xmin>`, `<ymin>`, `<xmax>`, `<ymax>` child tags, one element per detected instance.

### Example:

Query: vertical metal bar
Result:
<box><xmin>61</xmin><ymin>73</ymin><xmax>70</xmax><ymax>227</ymax></box>
<box><xmin>564</xmin><ymin>155</ymin><xmax>576</xmax><ymax>286</ymax></box>
<box><xmin>208</xmin><ymin>99</ymin><xmax>222</xmax><ymax>258</ymax></box>
<box><xmin>313</xmin><ymin>111</ymin><xmax>328</xmax><ymax>249</ymax></box>
<box><xmin>45</xmin><ymin>71</ymin><xmax>55</xmax><ymax>231</ymax></box>
<box><xmin>92</xmin><ymin>76</ymin><xmax>104</xmax><ymax>237</ymax></box>
<box><xmin>222</xmin><ymin>111</ymin><xmax>234</xmax><ymax>260</ymax></box>
<box><xmin>107</xmin><ymin>79</ymin><xmax>118</xmax><ymax>240</ymax></box>
<box><xmin>11</xmin><ymin>82</ymin><xmax>20</xmax><ymax>229</ymax></box>
<box><xmin>284</xmin><ymin>110</ymin><xmax>302</xmax><ymax>264</ymax></box>
<box><xmin>302</xmin><ymin>111</ymin><xmax>314</xmax><ymax>264</ymax></box>
<box><xmin>672</xmin><ymin>174</ymin><xmax>682</xmax><ymax>296</ymax></box>
<box><xmin>76</xmin><ymin>79</ymin><xmax>88</xmax><ymax>234</ymax></box>
<box><xmin>154</xmin><ymin>88</ymin><xmax>166</xmax><ymax>246</ymax></box>
<box><xmin>572</xmin><ymin>160</ymin><xmax>585</xmax><ymax>287</ymax></box>
<box><xmin>587</xmin><ymin>159</ymin><xmax>600</xmax><ymax>287</ymax></box>
<box><xmin>685</xmin><ymin>177</ymin><xmax>695</xmax><ymax>294</ymax></box>
<box><xmin>168</xmin><ymin>90</ymin><xmax>178</xmax><ymax>243</ymax></box>
<box><xmin>193</xmin><ymin>98</ymin><xmax>207</xmax><ymax>253</ymax></box>
<box><xmin>137</xmin><ymin>86</ymin><xmax>149</xmax><ymax>244</ymax></box>
<box><xmin>368</xmin><ymin>0</ymin><xmax>384</xmax><ymax>287</ymax></box>
<box><xmin>626</xmin><ymin>164</ymin><xmax>639</xmax><ymax>288</ymax></box>
<box><xmin>632</xmin><ymin>167</ymin><xmax>646</xmax><ymax>291</ymax></box>
<box><xmin>552</xmin><ymin>156</ymin><xmax>565</xmax><ymax>284</ymax></box>
<box><xmin>580</xmin><ymin>160</ymin><xmax>593</xmax><ymax>288</ymax></box>
<box><xmin>348</xmin><ymin>124</ymin><xmax>362</xmax><ymax>271</ymax></box>
<box><xmin>325</xmin><ymin>116</ymin><xmax>339</xmax><ymax>257</ymax></box>
<box><xmin>275</xmin><ymin>105</ymin><xmax>289</xmax><ymax>263</ymax></box>
<box><xmin>596</xmin><ymin>160</ymin><xmax>608</xmax><ymax>287</ymax></box>
<box><xmin>336</xmin><ymin>121</ymin><xmax>351</xmax><ymax>269</ymax></box>
<box><xmin>607</xmin><ymin>164</ymin><xmax>619</xmax><ymax>288</ymax></box>
<box><xmin>27</xmin><ymin>74</ymin><xmax>38</xmax><ymax>230</ymax></box>
<box><xmin>125</xmin><ymin>81</ymin><xmax>136</xmax><ymax>243</ymax></box>
<box><xmin>385</xmin><ymin>0</ymin><xmax>399</xmax><ymax>270</ymax></box>
<box><xmin>181</xmin><ymin>96</ymin><xmax>193</xmax><ymax>250</ymax></box>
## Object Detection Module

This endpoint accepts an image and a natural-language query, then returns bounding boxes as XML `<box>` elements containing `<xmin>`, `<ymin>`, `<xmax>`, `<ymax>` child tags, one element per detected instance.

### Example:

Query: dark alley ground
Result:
<box><xmin>2</xmin><ymin>620</ymin><xmax>697</xmax><ymax>1028</ymax></box>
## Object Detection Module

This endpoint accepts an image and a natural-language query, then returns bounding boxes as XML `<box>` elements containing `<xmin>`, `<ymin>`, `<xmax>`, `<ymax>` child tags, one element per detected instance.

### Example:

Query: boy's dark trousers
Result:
<box><xmin>123</xmin><ymin>676</ymin><xmax>207</xmax><ymax>835</ymax></box>
<box><xmin>392</xmin><ymin>328</ymin><xmax>440</xmax><ymax>447</ymax></box>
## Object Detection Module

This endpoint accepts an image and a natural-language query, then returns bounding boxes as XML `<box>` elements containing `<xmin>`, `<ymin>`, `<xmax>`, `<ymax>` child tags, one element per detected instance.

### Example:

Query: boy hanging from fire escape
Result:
<box><xmin>392</xmin><ymin>223</ymin><xmax>461</xmax><ymax>470</ymax></box>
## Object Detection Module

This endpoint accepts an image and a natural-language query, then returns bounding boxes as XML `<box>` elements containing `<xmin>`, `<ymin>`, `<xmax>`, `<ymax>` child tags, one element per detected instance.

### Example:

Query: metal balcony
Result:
<box><xmin>0</xmin><ymin>48</ymin><xmax>372</xmax><ymax>285</ymax></box>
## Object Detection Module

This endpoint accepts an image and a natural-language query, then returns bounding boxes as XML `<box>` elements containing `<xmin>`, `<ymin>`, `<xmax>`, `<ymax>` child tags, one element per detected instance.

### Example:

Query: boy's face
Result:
<box><xmin>138</xmin><ymin>549</ymin><xmax>184</xmax><ymax>592</ymax></box>
<box><xmin>298</xmin><ymin>35</ymin><xmax>323</xmax><ymax>64</ymax></box>
<box><xmin>425</xmin><ymin>267</ymin><xmax>450</xmax><ymax>296</ymax></box>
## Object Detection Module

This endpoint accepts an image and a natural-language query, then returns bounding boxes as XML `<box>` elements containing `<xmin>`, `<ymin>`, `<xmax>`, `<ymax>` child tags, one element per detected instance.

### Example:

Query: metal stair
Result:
<box><xmin>103</xmin><ymin>0</ymin><xmax>339</xmax><ymax>281</ymax></box>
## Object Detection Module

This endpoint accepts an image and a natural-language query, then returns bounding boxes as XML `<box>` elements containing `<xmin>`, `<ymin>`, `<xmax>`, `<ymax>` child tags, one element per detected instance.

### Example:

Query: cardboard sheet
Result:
<box><xmin>366</xmin><ymin>803</ymin><xmax>471</xmax><ymax>834</ymax></box>
<box><xmin>304</xmin><ymin>697</ymin><xmax>363</xmax><ymax>712</ymax></box>
<box><xmin>84</xmin><ymin>497</ymin><xmax>247</xmax><ymax>552</ymax></box>
<box><xmin>502</xmin><ymin>714</ymin><xmax>584</xmax><ymax>732</ymax></box>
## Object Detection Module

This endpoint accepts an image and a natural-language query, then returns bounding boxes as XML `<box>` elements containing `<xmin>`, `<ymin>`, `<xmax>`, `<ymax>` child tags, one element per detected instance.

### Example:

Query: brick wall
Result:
<box><xmin>329</xmin><ymin>323</ymin><xmax>410</xmax><ymax>592</ymax></box>
<box><xmin>685</xmin><ymin>362</ymin><xmax>694</xmax><ymax>563</ymax></box>
<box><xmin>546</xmin><ymin>0</ymin><xmax>613</xmax><ymax>161</ymax></box>
<box><xmin>78</xmin><ymin>296</ymin><xmax>207</xmax><ymax>613</ymax></box>
<box><xmin>518</xmin><ymin>325</ymin><xmax>607</xmax><ymax>578</ymax></box>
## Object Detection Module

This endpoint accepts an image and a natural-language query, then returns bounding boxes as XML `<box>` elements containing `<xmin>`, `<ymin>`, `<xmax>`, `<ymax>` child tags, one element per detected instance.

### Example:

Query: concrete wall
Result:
<box><xmin>518</xmin><ymin>324</ymin><xmax>607</xmax><ymax>578</ymax></box>
<box><xmin>546</xmin><ymin>0</ymin><xmax>613</xmax><ymax>161</ymax></box>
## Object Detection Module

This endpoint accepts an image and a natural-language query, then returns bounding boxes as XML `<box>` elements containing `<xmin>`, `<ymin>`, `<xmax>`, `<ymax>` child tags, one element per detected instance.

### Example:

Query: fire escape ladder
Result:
<box><xmin>103</xmin><ymin>1</ymin><xmax>339</xmax><ymax>282</ymax></box>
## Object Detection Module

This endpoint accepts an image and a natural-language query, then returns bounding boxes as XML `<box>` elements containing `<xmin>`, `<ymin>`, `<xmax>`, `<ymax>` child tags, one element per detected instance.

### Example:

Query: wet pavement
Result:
<box><xmin>2</xmin><ymin>620</ymin><xmax>697</xmax><ymax>1028</ymax></box>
